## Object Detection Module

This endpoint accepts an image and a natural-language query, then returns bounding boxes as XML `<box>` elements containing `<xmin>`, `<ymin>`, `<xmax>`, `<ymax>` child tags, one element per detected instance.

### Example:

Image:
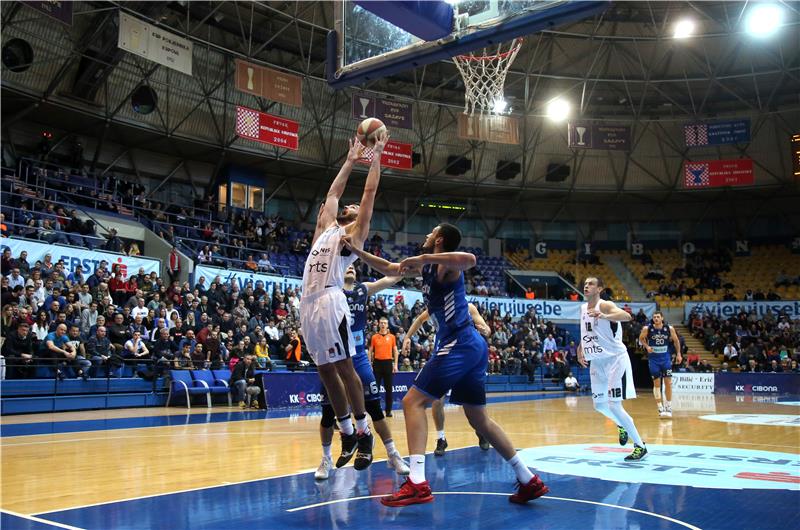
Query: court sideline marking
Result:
<box><xmin>285</xmin><ymin>492</ymin><xmax>704</xmax><ymax>530</ymax></box>
<box><xmin>1</xmin><ymin>508</ymin><xmax>86</xmax><ymax>530</ymax></box>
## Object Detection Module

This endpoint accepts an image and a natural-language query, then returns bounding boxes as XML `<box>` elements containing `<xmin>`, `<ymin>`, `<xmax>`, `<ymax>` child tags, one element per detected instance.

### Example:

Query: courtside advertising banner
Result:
<box><xmin>715</xmin><ymin>373</ymin><xmax>800</xmax><ymax>395</ymax></box>
<box><xmin>194</xmin><ymin>265</ymin><xmax>656</xmax><ymax>320</ymax></box>
<box><xmin>1</xmin><ymin>237</ymin><xmax>161</xmax><ymax>277</ymax></box>
<box><xmin>672</xmin><ymin>373</ymin><xmax>715</xmax><ymax>394</ymax></box>
<box><xmin>235</xmin><ymin>106</ymin><xmax>299</xmax><ymax>150</ymax></box>
<box><xmin>260</xmin><ymin>372</ymin><xmax>416</xmax><ymax>408</ymax></box>
<box><xmin>685</xmin><ymin>300</ymin><xmax>800</xmax><ymax>320</ymax></box>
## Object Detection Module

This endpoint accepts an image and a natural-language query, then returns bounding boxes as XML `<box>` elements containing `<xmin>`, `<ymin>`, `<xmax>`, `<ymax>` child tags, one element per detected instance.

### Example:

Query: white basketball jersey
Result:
<box><xmin>580</xmin><ymin>300</ymin><xmax>628</xmax><ymax>361</ymax></box>
<box><xmin>302</xmin><ymin>224</ymin><xmax>357</xmax><ymax>296</ymax></box>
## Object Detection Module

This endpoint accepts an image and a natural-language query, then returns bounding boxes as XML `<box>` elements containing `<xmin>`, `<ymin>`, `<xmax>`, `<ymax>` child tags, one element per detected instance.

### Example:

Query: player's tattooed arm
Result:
<box><xmin>364</xmin><ymin>275</ymin><xmax>403</xmax><ymax>296</ymax></box>
<box><xmin>341</xmin><ymin>235</ymin><xmax>402</xmax><ymax>276</ymax></box>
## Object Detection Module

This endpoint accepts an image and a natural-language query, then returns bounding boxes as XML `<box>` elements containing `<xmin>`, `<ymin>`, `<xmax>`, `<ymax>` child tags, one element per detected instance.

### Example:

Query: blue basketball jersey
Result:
<box><xmin>422</xmin><ymin>263</ymin><xmax>473</xmax><ymax>343</ymax></box>
<box><xmin>647</xmin><ymin>323</ymin><xmax>672</xmax><ymax>358</ymax></box>
<box><xmin>344</xmin><ymin>281</ymin><xmax>369</xmax><ymax>355</ymax></box>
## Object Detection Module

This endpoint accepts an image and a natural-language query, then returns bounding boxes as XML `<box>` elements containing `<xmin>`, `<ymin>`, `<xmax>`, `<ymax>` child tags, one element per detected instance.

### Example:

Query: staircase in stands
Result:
<box><xmin>672</xmin><ymin>323</ymin><xmax>721</xmax><ymax>369</ymax></box>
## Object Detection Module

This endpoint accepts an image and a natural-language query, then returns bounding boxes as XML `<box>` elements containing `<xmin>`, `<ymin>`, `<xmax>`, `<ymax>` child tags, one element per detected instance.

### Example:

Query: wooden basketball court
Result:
<box><xmin>1</xmin><ymin>392</ymin><xmax>798</xmax><ymax>529</ymax></box>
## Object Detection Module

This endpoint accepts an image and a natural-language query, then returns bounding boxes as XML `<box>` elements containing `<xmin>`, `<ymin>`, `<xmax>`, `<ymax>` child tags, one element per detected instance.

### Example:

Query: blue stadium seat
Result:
<box><xmin>166</xmin><ymin>370</ymin><xmax>211</xmax><ymax>409</ymax></box>
<box><xmin>191</xmin><ymin>370</ymin><xmax>231</xmax><ymax>406</ymax></box>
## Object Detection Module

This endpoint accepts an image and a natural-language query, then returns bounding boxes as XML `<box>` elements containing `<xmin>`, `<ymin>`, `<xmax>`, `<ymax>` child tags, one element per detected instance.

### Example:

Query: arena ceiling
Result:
<box><xmin>1</xmin><ymin>1</ymin><xmax>799</xmax><ymax>226</ymax></box>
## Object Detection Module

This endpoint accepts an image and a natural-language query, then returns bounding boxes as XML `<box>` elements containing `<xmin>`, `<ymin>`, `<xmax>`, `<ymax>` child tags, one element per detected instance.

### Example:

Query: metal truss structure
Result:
<box><xmin>1</xmin><ymin>1</ymin><xmax>799</xmax><ymax>240</ymax></box>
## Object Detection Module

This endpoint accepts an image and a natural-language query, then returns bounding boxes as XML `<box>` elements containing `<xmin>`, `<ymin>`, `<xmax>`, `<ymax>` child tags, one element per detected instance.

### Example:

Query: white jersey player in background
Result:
<box><xmin>300</xmin><ymin>131</ymin><xmax>389</xmax><ymax>471</ymax></box>
<box><xmin>577</xmin><ymin>276</ymin><xmax>647</xmax><ymax>461</ymax></box>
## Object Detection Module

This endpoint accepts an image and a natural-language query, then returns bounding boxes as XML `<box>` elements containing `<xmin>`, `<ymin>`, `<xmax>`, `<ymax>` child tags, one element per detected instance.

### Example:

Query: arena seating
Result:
<box><xmin>505</xmin><ymin>248</ymin><xmax>631</xmax><ymax>301</ymax></box>
<box><xmin>622</xmin><ymin>246</ymin><xmax>800</xmax><ymax>307</ymax></box>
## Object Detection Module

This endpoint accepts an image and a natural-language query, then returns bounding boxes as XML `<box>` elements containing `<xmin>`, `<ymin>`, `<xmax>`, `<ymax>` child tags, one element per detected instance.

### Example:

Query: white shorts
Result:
<box><xmin>300</xmin><ymin>288</ymin><xmax>356</xmax><ymax>367</ymax></box>
<box><xmin>589</xmin><ymin>354</ymin><xmax>636</xmax><ymax>403</ymax></box>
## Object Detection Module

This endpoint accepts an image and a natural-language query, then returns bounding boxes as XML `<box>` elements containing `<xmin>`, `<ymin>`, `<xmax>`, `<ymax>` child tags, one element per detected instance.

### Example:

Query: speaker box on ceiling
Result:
<box><xmin>545</xmin><ymin>163</ymin><xmax>571</xmax><ymax>182</ymax></box>
<box><xmin>446</xmin><ymin>155</ymin><xmax>472</xmax><ymax>175</ymax></box>
<box><xmin>496</xmin><ymin>160</ymin><xmax>521</xmax><ymax>181</ymax></box>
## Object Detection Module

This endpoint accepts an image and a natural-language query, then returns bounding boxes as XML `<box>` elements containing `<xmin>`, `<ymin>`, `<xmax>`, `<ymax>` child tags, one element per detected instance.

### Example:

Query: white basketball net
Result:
<box><xmin>453</xmin><ymin>38</ymin><xmax>523</xmax><ymax>115</ymax></box>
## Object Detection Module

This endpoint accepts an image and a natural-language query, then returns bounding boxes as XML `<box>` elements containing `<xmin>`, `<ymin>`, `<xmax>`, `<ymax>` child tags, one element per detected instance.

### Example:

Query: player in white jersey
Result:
<box><xmin>577</xmin><ymin>276</ymin><xmax>647</xmax><ymax>461</ymax></box>
<box><xmin>301</xmin><ymin>131</ymin><xmax>389</xmax><ymax>471</ymax></box>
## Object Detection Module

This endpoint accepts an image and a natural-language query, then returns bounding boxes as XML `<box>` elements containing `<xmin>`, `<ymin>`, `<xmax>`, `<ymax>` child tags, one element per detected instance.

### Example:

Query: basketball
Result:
<box><xmin>356</xmin><ymin>117</ymin><xmax>387</xmax><ymax>147</ymax></box>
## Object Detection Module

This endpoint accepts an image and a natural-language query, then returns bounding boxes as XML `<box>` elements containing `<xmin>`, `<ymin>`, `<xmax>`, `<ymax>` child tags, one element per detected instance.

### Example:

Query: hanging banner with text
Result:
<box><xmin>235</xmin><ymin>59</ymin><xmax>302</xmax><ymax>107</ymax></box>
<box><xmin>23</xmin><ymin>1</ymin><xmax>73</xmax><ymax>25</ymax></box>
<box><xmin>351</xmin><ymin>94</ymin><xmax>413</xmax><ymax>129</ymax></box>
<box><xmin>457</xmin><ymin>114</ymin><xmax>520</xmax><ymax>145</ymax></box>
<box><xmin>684</xmin><ymin>118</ymin><xmax>750</xmax><ymax>147</ymax></box>
<box><xmin>568</xmin><ymin>122</ymin><xmax>631</xmax><ymax>151</ymax></box>
<box><xmin>356</xmin><ymin>141</ymin><xmax>413</xmax><ymax>170</ymax></box>
<box><xmin>118</xmin><ymin>13</ymin><xmax>193</xmax><ymax>75</ymax></box>
<box><xmin>684</xmin><ymin>159</ymin><xmax>754</xmax><ymax>189</ymax></box>
<box><xmin>235</xmin><ymin>106</ymin><xmax>299</xmax><ymax>150</ymax></box>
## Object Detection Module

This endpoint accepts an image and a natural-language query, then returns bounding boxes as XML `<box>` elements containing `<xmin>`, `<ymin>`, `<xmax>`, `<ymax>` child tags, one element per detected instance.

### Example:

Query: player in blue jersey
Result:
<box><xmin>314</xmin><ymin>264</ymin><xmax>410</xmax><ymax>480</ymax></box>
<box><xmin>403</xmin><ymin>303</ymin><xmax>493</xmax><ymax>455</ymax></box>
<box><xmin>639</xmin><ymin>311</ymin><xmax>682</xmax><ymax>418</ymax></box>
<box><xmin>344</xmin><ymin>223</ymin><xmax>549</xmax><ymax>507</ymax></box>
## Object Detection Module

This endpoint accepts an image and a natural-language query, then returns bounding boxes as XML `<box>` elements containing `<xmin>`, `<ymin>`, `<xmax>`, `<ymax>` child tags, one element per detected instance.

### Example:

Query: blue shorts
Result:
<box><xmin>413</xmin><ymin>327</ymin><xmax>487</xmax><ymax>406</ymax></box>
<box><xmin>320</xmin><ymin>349</ymin><xmax>380</xmax><ymax>405</ymax></box>
<box><xmin>648</xmin><ymin>354</ymin><xmax>672</xmax><ymax>378</ymax></box>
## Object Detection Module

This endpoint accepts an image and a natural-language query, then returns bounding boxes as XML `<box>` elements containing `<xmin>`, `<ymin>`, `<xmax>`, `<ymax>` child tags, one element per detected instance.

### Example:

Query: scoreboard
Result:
<box><xmin>793</xmin><ymin>134</ymin><xmax>800</xmax><ymax>180</ymax></box>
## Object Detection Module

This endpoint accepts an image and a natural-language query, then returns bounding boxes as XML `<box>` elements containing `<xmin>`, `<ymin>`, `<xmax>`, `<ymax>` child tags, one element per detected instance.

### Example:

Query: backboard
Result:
<box><xmin>327</xmin><ymin>0</ymin><xmax>609</xmax><ymax>89</ymax></box>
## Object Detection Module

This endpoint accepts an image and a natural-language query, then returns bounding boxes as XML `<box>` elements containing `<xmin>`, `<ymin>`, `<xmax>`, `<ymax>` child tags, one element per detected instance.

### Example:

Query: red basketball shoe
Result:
<box><xmin>380</xmin><ymin>479</ymin><xmax>434</xmax><ymax>507</ymax></box>
<box><xmin>509</xmin><ymin>475</ymin><xmax>549</xmax><ymax>504</ymax></box>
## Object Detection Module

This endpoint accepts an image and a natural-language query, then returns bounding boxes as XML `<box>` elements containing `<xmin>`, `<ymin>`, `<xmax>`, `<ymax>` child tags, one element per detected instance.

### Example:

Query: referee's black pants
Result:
<box><xmin>372</xmin><ymin>359</ymin><xmax>394</xmax><ymax>413</ymax></box>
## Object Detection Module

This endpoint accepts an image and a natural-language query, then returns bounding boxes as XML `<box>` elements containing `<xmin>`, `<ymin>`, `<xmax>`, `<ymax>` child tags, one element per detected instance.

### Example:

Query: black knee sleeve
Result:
<box><xmin>365</xmin><ymin>398</ymin><xmax>385</xmax><ymax>422</ymax></box>
<box><xmin>320</xmin><ymin>403</ymin><xmax>336</xmax><ymax>429</ymax></box>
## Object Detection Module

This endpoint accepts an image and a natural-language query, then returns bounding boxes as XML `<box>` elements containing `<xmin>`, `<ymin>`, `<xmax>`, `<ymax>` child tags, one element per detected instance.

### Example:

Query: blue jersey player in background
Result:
<box><xmin>314</xmin><ymin>263</ymin><xmax>410</xmax><ymax>480</ymax></box>
<box><xmin>639</xmin><ymin>311</ymin><xmax>682</xmax><ymax>418</ymax></box>
<box><xmin>344</xmin><ymin>223</ymin><xmax>549</xmax><ymax>507</ymax></box>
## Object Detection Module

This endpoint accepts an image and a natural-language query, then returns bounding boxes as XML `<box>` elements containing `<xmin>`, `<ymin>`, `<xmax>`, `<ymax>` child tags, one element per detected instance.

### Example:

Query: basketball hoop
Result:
<box><xmin>453</xmin><ymin>38</ymin><xmax>523</xmax><ymax>115</ymax></box>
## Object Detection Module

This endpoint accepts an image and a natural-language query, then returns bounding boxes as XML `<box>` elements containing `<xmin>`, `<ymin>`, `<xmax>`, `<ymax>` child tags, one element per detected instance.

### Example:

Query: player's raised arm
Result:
<box><xmin>316</xmin><ymin>138</ymin><xmax>363</xmax><ymax>239</ymax></box>
<box><xmin>593</xmin><ymin>301</ymin><xmax>633</xmax><ymax>322</ymax></box>
<box><xmin>398</xmin><ymin>252</ymin><xmax>476</xmax><ymax>276</ymax></box>
<box><xmin>349</xmin><ymin>131</ymin><xmax>389</xmax><ymax>246</ymax></box>
<box><xmin>342</xmin><ymin>235</ymin><xmax>403</xmax><ymax>276</ymax></box>
<box><xmin>364</xmin><ymin>275</ymin><xmax>403</xmax><ymax>296</ymax></box>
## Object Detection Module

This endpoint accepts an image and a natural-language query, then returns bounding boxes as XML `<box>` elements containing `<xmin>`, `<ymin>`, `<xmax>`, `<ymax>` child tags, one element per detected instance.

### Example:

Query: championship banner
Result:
<box><xmin>684</xmin><ymin>118</ymin><xmax>750</xmax><ymax>147</ymax></box>
<box><xmin>235</xmin><ymin>106</ymin><xmax>299</xmax><ymax>150</ymax></box>
<box><xmin>684</xmin><ymin>300</ymin><xmax>800</xmax><ymax>320</ymax></box>
<box><xmin>260</xmin><ymin>372</ymin><xmax>416</xmax><ymax>408</ymax></box>
<box><xmin>684</xmin><ymin>159</ymin><xmax>754</xmax><ymax>189</ymax></box>
<box><xmin>568</xmin><ymin>122</ymin><xmax>631</xmax><ymax>151</ymax></box>
<box><xmin>457</xmin><ymin>114</ymin><xmax>520</xmax><ymax>145</ymax></box>
<box><xmin>356</xmin><ymin>141</ymin><xmax>413</xmax><ymax>170</ymax></box>
<box><xmin>118</xmin><ymin>13</ymin><xmax>193</xmax><ymax>75</ymax></box>
<box><xmin>1</xmin><ymin>237</ymin><xmax>161</xmax><ymax>278</ymax></box>
<box><xmin>23</xmin><ymin>1</ymin><xmax>73</xmax><ymax>25</ymax></box>
<box><xmin>235</xmin><ymin>59</ymin><xmax>302</xmax><ymax>107</ymax></box>
<box><xmin>672</xmin><ymin>373</ymin><xmax>715</xmax><ymax>394</ymax></box>
<box><xmin>351</xmin><ymin>94</ymin><xmax>413</xmax><ymax>129</ymax></box>
<box><xmin>193</xmin><ymin>265</ymin><xmax>658</xmax><ymax>321</ymax></box>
